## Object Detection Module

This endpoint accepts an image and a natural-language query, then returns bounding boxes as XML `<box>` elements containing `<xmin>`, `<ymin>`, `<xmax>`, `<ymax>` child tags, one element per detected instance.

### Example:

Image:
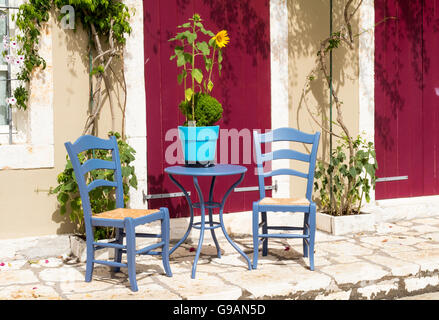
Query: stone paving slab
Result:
<box><xmin>1</xmin><ymin>216</ymin><xmax>439</xmax><ymax>300</ymax></box>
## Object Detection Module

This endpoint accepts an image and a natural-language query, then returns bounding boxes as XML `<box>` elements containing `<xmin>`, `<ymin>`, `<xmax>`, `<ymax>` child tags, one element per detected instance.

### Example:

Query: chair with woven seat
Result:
<box><xmin>65</xmin><ymin>135</ymin><xmax>172</xmax><ymax>292</ymax></box>
<box><xmin>252</xmin><ymin>127</ymin><xmax>320</xmax><ymax>270</ymax></box>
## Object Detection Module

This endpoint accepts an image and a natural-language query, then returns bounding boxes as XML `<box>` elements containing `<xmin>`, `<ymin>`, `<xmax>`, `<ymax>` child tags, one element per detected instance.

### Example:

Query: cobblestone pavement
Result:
<box><xmin>1</xmin><ymin>216</ymin><xmax>439</xmax><ymax>300</ymax></box>
<box><xmin>398</xmin><ymin>291</ymin><xmax>439</xmax><ymax>300</ymax></box>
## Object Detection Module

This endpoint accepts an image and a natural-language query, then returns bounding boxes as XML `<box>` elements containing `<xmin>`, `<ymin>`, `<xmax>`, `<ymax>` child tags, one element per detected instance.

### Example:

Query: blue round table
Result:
<box><xmin>165</xmin><ymin>164</ymin><xmax>252</xmax><ymax>278</ymax></box>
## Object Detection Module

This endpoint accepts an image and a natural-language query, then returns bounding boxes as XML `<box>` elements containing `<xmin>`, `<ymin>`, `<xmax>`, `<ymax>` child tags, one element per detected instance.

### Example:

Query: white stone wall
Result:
<box><xmin>123</xmin><ymin>0</ymin><xmax>148</xmax><ymax>209</ymax></box>
<box><xmin>358</xmin><ymin>0</ymin><xmax>375</xmax><ymax>202</ymax></box>
<box><xmin>270</xmin><ymin>0</ymin><xmax>290</xmax><ymax>198</ymax></box>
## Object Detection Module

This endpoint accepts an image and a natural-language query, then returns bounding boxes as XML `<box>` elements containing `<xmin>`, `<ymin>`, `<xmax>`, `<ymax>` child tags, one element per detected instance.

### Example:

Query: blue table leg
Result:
<box><xmin>168</xmin><ymin>172</ymin><xmax>251</xmax><ymax>278</ymax></box>
<box><xmin>208</xmin><ymin>176</ymin><xmax>221</xmax><ymax>258</ymax></box>
<box><xmin>192</xmin><ymin>176</ymin><xmax>205</xmax><ymax>279</ymax></box>
<box><xmin>168</xmin><ymin>174</ymin><xmax>195</xmax><ymax>255</ymax></box>
<box><xmin>218</xmin><ymin>173</ymin><xmax>252</xmax><ymax>270</ymax></box>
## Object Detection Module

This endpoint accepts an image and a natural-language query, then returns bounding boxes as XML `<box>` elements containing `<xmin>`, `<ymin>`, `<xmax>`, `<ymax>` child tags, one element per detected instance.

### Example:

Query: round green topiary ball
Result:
<box><xmin>179</xmin><ymin>93</ymin><xmax>223</xmax><ymax>126</ymax></box>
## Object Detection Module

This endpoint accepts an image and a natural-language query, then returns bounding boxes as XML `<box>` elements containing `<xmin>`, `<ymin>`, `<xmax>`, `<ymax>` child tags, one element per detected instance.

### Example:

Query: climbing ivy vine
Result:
<box><xmin>12</xmin><ymin>0</ymin><xmax>132</xmax><ymax>136</ymax></box>
<box><xmin>10</xmin><ymin>1</ymin><xmax>135</xmax><ymax>239</ymax></box>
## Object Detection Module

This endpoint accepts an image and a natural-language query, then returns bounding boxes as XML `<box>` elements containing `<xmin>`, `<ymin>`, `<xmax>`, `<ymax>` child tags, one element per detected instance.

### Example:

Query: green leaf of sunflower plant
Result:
<box><xmin>196</xmin><ymin>41</ymin><xmax>210</xmax><ymax>56</ymax></box>
<box><xmin>192</xmin><ymin>68</ymin><xmax>203</xmax><ymax>84</ymax></box>
<box><xmin>204</xmin><ymin>57</ymin><xmax>213</xmax><ymax>71</ymax></box>
<box><xmin>178</xmin><ymin>22</ymin><xmax>191</xmax><ymax>28</ymax></box>
<box><xmin>177</xmin><ymin>54</ymin><xmax>186</xmax><ymax>67</ymax></box>
<box><xmin>177</xmin><ymin>70</ymin><xmax>187</xmax><ymax>85</ymax></box>
<box><xmin>185</xmin><ymin>88</ymin><xmax>194</xmax><ymax>101</ymax></box>
<box><xmin>207</xmin><ymin>80</ymin><xmax>214</xmax><ymax>92</ymax></box>
<box><xmin>186</xmin><ymin>32</ymin><xmax>197</xmax><ymax>44</ymax></box>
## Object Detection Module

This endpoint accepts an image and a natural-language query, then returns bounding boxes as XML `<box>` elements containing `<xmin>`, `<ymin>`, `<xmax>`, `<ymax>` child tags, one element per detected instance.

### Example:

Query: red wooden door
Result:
<box><xmin>375</xmin><ymin>0</ymin><xmax>439</xmax><ymax>199</ymax></box>
<box><xmin>143</xmin><ymin>0</ymin><xmax>271</xmax><ymax>217</ymax></box>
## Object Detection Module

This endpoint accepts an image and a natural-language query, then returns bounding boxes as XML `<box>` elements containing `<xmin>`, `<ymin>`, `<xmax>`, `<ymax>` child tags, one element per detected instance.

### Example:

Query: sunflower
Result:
<box><xmin>212</xmin><ymin>30</ymin><xmax>230</xmax><ymax>48</ymax></box>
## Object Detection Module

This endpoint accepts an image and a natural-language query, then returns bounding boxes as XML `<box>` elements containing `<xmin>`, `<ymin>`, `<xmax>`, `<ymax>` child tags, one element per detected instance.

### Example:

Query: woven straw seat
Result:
<box><xmin>259</xmin><ymin>197</ymin><xmax>310</xmax><ymax>206</ymax></box>
<box><xmin>94</xmin><ymin>208</ymin><xmax>160</xmax><ymax>220</ymax></box>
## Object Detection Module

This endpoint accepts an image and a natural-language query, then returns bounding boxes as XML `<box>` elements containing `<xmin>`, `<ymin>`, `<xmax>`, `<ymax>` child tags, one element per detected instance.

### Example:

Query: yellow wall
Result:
<box><xmin>287</xmin><ymin>0</ymin><xmax>360</xmax><ymax>199</ymax></box>
<box><xmin>0</xmin><ymin>14</ymin><xmax>124</xmax><ymax>239</ymax></box>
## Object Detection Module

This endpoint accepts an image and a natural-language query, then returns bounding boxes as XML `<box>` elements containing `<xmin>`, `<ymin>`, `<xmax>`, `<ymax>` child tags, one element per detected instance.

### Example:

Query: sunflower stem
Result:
<box><xmin>191</xmin><ymin>18</ymin><xmax>196</xmax><ymax>123</ymax></box>
<box><xmin>207</xmin><ymin>46</ymin><xmax>216</xmax><ymax>93</ymax></box>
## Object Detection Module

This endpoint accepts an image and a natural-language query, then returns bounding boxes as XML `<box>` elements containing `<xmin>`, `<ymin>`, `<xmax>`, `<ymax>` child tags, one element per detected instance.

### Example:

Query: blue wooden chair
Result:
<box><xmin>65</xmin><ymin>135</ymin><xmax>172</xmax><ymax>292</ymax></box>
<box><xmin>252</xmin><ymin>128</ymin><xmax>320</xmax><ymax>271</ymax></box>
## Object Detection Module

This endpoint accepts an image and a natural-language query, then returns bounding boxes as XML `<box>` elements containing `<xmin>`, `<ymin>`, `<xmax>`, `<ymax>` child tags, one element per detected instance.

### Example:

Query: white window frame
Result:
<box><xmin>0</xmin><ymin>0</ymin><xmax>54</xmax><ymax>169</ymax></box>
<box><xmin>0</xmin><ymin>2</ymin><xmax>12</xmax><ymax>137</ymax></box>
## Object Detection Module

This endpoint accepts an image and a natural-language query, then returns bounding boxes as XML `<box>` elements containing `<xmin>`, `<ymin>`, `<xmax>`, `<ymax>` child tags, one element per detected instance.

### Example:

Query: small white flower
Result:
<box><xmin>6</xmin><ymin>97</ymin><xmax>17</xmax><ymax>106</ymax></box>
<box><xmin>14</xmin><ymin>58</ymin><xmax>23</xmax><ymax>66</ymax></box>
<box><xmin>4</xmin><ymin>55</ymin><xmax>12</xmax><ymax>63</ymax></box>
<box><xmin>17</xmin><ymin>55</ymin><xmax>24</xmax><ymax>61</ymax></box>
<box><xmin>9</xmin><ymin>41</ymin><xmax>17</xmax><ymax>49</ymax></box>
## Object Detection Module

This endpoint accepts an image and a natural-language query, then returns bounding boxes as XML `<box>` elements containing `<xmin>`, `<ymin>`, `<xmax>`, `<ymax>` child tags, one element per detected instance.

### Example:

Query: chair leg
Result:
<box><xmin>252</xmin><ymin>203</ymin><xmax>259</xmax><ymax>270</ymax></box>
<box><xmin>85</xmin><ymin>228</ymin><xmax>95</xmax><ymax>283</ymax></box>
<box><xmin>125</xmin><ymin>218</ymin><xmax>138</xmax><ymax>292</ymax></box>
<box><xmin>160</xmin><ymin>208</ymin><xmax>172</xmax><ymax>277</ymax></box>
<box><xmin>261</xmin><ymin>211</ymin><xmax>268</xmax><ymax>256</ymax></box>
<box><xmin>303</xmin><ymin>212</ymin><xmax>309</xmax><ymax>258</ymax></box>
<box><xmin>309</xmin><ymin>204</ymin><xmax>316</xmax><ymax>271</ymax></box>
<box><xmin>113</xmin><ymin>227</ymin><xmax>124</xmax><ymax>273</ymax></box>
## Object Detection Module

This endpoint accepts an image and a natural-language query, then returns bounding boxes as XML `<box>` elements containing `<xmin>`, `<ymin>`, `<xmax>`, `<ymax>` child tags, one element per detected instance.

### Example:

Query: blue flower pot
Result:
<box><xmin>178</xmin><ymin>126</ymin><xmax>219</xmax><ymax>167</ymax></box>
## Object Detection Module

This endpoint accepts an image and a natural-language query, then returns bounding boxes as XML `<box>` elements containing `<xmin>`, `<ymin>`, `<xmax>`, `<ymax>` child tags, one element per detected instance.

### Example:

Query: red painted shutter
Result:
<box><xmin>144</xmin><ymin>0</ymin><xmax>272</xmax><ymax>217</ymax></box>
<box><xmin>375</xmin><ymin>0</ymin><xmax>439</xmax><ymax>199</ymax></box>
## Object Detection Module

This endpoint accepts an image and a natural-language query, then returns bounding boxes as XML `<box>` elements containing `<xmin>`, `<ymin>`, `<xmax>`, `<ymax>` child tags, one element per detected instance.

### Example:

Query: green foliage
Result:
<box><xmin>12</xmin><ymin>0</ymin><xmax>132</xmax><ymax>110</ymax></box>
<box><xmin>50</xmin><ymin>132</ymin><xmax>137</xmax><ymax>240</ymax></box>
<box><xmin>13</xmin><ymin>86</ymin><xmax>29</xmax><ymax>110</ymax></box>
<box><xmin>178</xmin><ymin>92</ymin><xmax>223</xmax><ymax>127</ymax></box>
<box><xmin>325</xmin><ymin>32</ymin><xmax>342</xmax><ymax>53</ymax></box>
<box><xmin>52</xmin><ymin>0</ymin><xmax>132</xmax><ymax>44</ymax></box>
<box><xmin>169</xmin><ymin>14</ymin><xmax>226</xmax><ymax>124</ymax></box>
<box><xmin>13</xmin><ymin>0</ymin><xmax>51</xmax><ymax>94</ymax></box>
<box><xmin>314</xmin><ymin>135</ymin><xmax>378</xmax><ymax>216</ymax></box>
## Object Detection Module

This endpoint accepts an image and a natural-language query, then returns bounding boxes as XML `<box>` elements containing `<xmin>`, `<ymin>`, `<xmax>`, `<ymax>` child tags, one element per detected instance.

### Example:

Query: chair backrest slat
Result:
<box><xmin>263</xmin><ymin>168</ymin><xmax>308</xmax><ymax>179</ymax></box>
<box><xmin>262</xmin><ymin>149</ymin><xmax>311</xmax><ymax>163</ymax></box>
<box><xmin>87</xmin><ymin>179</ymin><xmax>118</xmax><ymax>193</ymax></box>
<box><xmin>253</xmin><ymin>128</ymin><xmax>320</xmax><ymax>200</ymax></box>
<box><xmin>81</xmin><ymin>159</ymin><xmax>117</xmax><ymax>175</ymax></box>
<box><xmin>259</xmin><ymin>127</ymin><xmax>316</xmax><ymax>144</ymax></box>
<box><xmin>69</xmin><ymin>135</ymin><xmax>116</xmax><ymax>154</ymax></box>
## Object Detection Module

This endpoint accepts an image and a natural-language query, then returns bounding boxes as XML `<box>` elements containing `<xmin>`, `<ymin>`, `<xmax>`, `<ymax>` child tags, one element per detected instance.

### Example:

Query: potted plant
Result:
<box><xmin>313</xmin><ymin>134</ymin><xmax>378</xmax><ymax>235</ymax></box>
<box><xmin>300</xmin><ymin>2</ymin><xmax>379</xmax><ymax>235</ymax></box>
<box><xmin>169</xmin><ymin>14</ymin><xmax>228</xmax><ymax>167</ymax></box>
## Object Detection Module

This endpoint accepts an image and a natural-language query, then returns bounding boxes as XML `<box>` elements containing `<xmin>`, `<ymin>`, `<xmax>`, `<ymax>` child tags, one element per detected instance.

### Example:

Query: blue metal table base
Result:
<box><xmin>168</xmin><ymin>173</ymin><xmax>252</xmax><ymax>278</ymax></box>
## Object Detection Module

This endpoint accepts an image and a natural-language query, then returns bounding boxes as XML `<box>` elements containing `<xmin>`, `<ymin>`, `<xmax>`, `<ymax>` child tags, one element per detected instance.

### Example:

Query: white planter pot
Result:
<box><xmin>69</xmin><ymin>235</ymin><xmax>115</xmax><ymax>263</ymax></box>
<box><xmin>316</xmin><ymin>212</ymin><xmax>375</xmax><ymax>235</ymax></box>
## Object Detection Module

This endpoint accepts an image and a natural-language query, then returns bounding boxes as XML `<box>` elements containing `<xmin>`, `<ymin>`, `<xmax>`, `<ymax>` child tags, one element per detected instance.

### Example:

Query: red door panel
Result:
<box><xmin>144</xmin><ymin>0</ymin><xmax>272</xmax><ymax>217</ymax></box>
<box><xmin>375</xmin><ymin>0</ymin><xmax>426</xmax><ymax>199</ymax></box>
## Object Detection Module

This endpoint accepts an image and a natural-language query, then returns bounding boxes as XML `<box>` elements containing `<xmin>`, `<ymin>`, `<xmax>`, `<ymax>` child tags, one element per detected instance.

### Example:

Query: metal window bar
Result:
<box><xmin>1</xmin><ymin>1</ymin><xmax>20</xmax><ymax>144</ymax></box>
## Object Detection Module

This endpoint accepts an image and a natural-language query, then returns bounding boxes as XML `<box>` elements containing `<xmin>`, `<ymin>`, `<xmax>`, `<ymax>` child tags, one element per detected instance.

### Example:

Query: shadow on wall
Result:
<box><xmin>147</xmin><ymin>173</ymin><xmax>191</xmax><ymax>219</ymax></box>
<box><xmin>287</xmin><ymin>0</ymin><xmax>359</xmax><ymax>163</ymax></box>
<box><xmin>55</xmin><ymin>7</ymin><xmax>125</xmax><ymax>138</ymax></box>
<box><xmin>52</xmin><ymin>207</ymin><xmax>76</xmax><ymax>235</ymax></box>
<box><xmin>50</xmin><ymin>7</ymin><xmax>126</xmax><ymax>235</ymax></box>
